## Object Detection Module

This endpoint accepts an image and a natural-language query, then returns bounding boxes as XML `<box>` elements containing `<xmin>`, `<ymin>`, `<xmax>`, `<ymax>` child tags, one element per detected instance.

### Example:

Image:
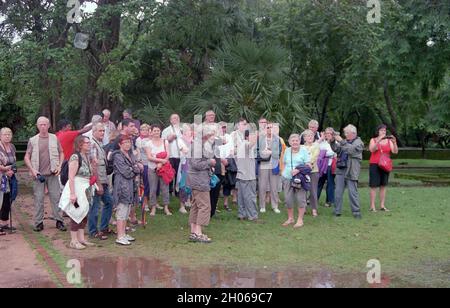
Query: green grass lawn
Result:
<box><xmin>65</xmin><ymin>185</ymin><xmax>450</xmax><ymax>287</ymax></box>
<box><xmin>17</xmin><ymin>159</ymin><xmax>449</xmax><ymax>287</ymax></box>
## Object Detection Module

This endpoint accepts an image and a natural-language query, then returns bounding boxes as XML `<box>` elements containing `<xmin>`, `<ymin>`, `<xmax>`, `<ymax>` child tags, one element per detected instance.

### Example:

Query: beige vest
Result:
<box><xmin>30</xmin><ymin>134</ymin><xmax>60</xmax><ymax>173</ymax></box>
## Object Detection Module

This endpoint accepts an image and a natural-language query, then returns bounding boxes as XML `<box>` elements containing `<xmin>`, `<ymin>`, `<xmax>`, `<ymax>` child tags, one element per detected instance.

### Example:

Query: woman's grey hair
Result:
<box><xmin>325</xmin><ymin>127</ymin><xmax>335</xmax><ymax>134</ymax></box>
<box><xmin>0</xmin><ymin>127</ymin><xmax>13</xmax><ymax>136</ymax></box>
<box><xmin>288</xmin><ymin>134</ymin><xmax>301</xmax><ymax>143</ymax></box>
<box><xmin>182</xmin><ymin>123</ymin><xmax>192</xmax><ymax>133</ymax></box>
<box><xmin>302</xmin><ymin>129</ymin><xmax>314</xmax><ymax>138</ymax></box>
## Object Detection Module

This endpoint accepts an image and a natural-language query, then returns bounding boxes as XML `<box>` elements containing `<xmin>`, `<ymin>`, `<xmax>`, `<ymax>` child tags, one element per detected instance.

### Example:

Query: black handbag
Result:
<box><xmin>224</xmin><ymin>158</ymin><xmax>237</xmax><ymax>187</ymax></box>
<box><xmin>256</xmin><ymin>138</ymin><xmax>271</xmax><ymax>162</ymax></box>
<box><xmin>290</xmin><ymin>149</ymin><xmax>302</xmax><ymax>190</ymax></box>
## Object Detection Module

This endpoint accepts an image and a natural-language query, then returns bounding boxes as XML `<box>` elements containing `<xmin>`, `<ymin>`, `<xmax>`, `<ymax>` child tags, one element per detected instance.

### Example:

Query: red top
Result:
<box><xmin>56</xmin><ymin>130</ymin><xmax>81</xmax><ymax>160</ymax></box>
<box><xmin>369</xmin><ymin>139</ymin><xmax>392</xmax><ymax>164</ymax></box>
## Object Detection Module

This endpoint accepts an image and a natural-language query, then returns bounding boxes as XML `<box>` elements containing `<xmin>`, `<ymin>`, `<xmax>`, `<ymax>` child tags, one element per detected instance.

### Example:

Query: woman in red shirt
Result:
<box><xmin>369</xmin><ymin>125</ymin><xmax>398</xmax><ymax>212</ymax></box>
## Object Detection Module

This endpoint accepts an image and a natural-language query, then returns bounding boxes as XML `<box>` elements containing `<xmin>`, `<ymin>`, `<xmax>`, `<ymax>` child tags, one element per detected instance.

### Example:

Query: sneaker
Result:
<box><xmin>324</xmin><ymin>203</ymin><xmax>331</xmax><ymax>208</ymax></box>
<box><xmin>260</xmin><ymin>208</ymin><xmax>266</xmax><ymax>213</ymax></box>
<box><xmin>56</xmin><ymin>221</ymin><xmax>67</xmax><ymax>231</ymax></box>
<box><xmin>144</xmin><ymin>206</ymin><xmax>150</xmax><ymax>212</ymax></box>
<box><xmin>155</xmin><ymin>204</ymin><xmax>163</xmax><ymax>210</ymax></box>
<box><xmin>273</xmin><ymin>208</ymin><xmax>281</xmax><ymax>214</ymax></box>
<box><xmin>185</xmin><ymin>201</ymin><xmax>192</xmax><ymax>208</ymax></box>
<box><xmin>33</xmin><ymin>223</ymin><xmax>44</xmax><ymax>232</ymax></box>
<box><xmin>116</xmin><ymin>237</ymin><xmax>131</xmax><ymax>246</ymax></box>
<box><xmin>354</xmin><ymin>214</ymin><xmax>362</xmax><ymax>219</ymax></box>
<box><xmin>124</xmin><ymin>234</ymin><xmax>135</xmax><ymax>242</ymax></box>
<box><xmin>179</xmin><ymin>207</ymin><xmax>188</xmax><ymax>214</ymax></box>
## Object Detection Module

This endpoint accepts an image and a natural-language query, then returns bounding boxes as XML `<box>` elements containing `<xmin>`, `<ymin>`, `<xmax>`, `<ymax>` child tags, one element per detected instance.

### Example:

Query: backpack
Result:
<box><xmin>60</xmin><ymin>152</ymin><xmax>82</xmax><ymax>186</ymax></box>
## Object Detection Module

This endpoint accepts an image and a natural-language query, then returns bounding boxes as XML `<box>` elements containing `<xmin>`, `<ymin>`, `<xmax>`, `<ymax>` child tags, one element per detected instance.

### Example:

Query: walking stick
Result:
<box><xmin>9</xmin><ymin>181</ymin><xmax>15</xmax><ymax>234</ymax></box>
<box><xmin>139</xmin><ymin>174</ymin><xmax>146</xmax><ymax>229</ymax></box>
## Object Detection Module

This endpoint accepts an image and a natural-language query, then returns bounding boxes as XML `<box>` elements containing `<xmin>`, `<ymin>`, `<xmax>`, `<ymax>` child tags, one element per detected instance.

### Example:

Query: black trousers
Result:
<box><xmin>169</xmin><ymin>158</ymin><xmax>181</xmax><ymax>196</ymax></box>
<box><xmin>0</xmin><ymin>193</ymin><xmax>11</xmax><ymax>221</ymax></box>
<box><xmin>210</xmin><ymin>175</ymin><xmax>224</xmax><ymax>217</ymax></box>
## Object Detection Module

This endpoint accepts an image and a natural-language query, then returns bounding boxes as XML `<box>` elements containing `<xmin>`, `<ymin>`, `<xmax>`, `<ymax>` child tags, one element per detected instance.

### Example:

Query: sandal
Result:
<box><xmin>380</xmin><ymin>207</ymin><xmax>390</xmax><ymax>212</ymax></box>
<box><xmin>69</xmin><ymin>242</ymin><xmax>86</xmax><ymax>250</ymax></box>
<box><xmin>101</xmin><ymin>228</ymin><xmax>116</xmax><ymax>235</ymax></box>
<box><xmin>92</xmin><ymin>232</ymin><xmax>108</xmax><ymax>240</ymax></box>
<box><xmin>293</xmin><ymin>222</ymin><xmax>304</xmax><ymax>229</ymax></box>
<box><xmin>369</xmin><ymin>208</ymin><xmax>377</xmax><ymax>212</ymax></box>
<box><xmin>188</xmin><ymin>233</ymin><xmax>198</xmax><ymax>242</ymax></box>
<box><xmin>196</xmin><ymin>234</ymin><xmax>212</xmax><ymax>243</ymax></box>
<box><xmin>80</xmin><ymin>241</ymin><xmax>95</xmax><ymax>247</ymax></box>
<box><xmin>282</xmin><ymin>219</ymin><xmax>294</xmax><ymax>227</ymax></box>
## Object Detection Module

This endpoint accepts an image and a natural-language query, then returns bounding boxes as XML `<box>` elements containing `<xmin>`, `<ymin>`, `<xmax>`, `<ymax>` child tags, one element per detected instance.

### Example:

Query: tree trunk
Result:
<box><xmin>319</xmin><ymin>74</ymin><xmax>337</xmax><ymax>131</ymax></box>
<box><xmin>79</xmin><ymin>0</ymin><xmax>122</xmax><ymax>125</ymax></box>
<box><xmin>381</xmin><ymin>80</ymin><xmax>404</xmax><ymax>147</ymax></box>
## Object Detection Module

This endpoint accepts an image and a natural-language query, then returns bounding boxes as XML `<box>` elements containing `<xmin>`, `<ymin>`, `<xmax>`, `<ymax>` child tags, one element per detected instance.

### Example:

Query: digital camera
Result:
<box><xmin>37</xmin><ymin>174</ymin><xmax>46</xmax><ymax>183</ymax></box>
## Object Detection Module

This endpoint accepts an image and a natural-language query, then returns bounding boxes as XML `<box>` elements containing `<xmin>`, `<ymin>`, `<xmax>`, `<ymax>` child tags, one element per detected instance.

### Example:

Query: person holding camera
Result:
<box><xmin>258</xmin><ymin>122</ymin><xmax>281</xmax><ymax>214</ymax></box>
<box><xmin>369</xmin><ymin>124</ymin><xmax>398</xmax><ymax>212</ymax></box>
<box><xmin>24</xmin><ymin>117</ymin><xmax>67</xmax><ymax>232</ymax></box>
<box><xmin>317</xmin><ymin>128</ymin><xmax>338</xmax><ymax>208</ymax></box>
<box><xmin>162</xmin><ymin>114</ymin><xmax>184</xmax><ymax>198</ymax></box>
<box><xmin>333</xmin><ymin>125</ymin><xmax>364</xmax><ymax>219</ymax></box>
<box><xmin>232</xmin><ymin>119</ymin><xmax>260</xmax><ymax>222</ymax></box>
<box><xmin>281</xmin><ymin>134</ymin><xmax>311</xmax><ymax>228</ymax></box>
<box><xmin>0</xmin><ymin>128</ymin><xmax>18</xmax><ymax>234</ymax></box>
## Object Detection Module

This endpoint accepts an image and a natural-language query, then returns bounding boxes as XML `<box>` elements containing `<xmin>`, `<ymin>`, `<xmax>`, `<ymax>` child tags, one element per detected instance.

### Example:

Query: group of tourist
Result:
<box><xmin>0</xmin><ymin>110</ymin><xmax>398</xmax><ymax>246</ymax></box>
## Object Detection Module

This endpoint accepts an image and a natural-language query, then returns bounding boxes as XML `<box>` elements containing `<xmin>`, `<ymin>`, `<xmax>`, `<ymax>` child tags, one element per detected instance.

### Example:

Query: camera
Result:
<box><xmin>293</xmin><ymin>178</ymin><xmax>302</xmax><ymax>184</ymax></box>
<box><xmin>37</xmin><ymin>173</ymin><xmax>46</xmax><ymax>183</ymax></box>
<box><xmin>244</xmin><ymin>130</ymin><xmax>250</xmax><ymax>139</ymax></box>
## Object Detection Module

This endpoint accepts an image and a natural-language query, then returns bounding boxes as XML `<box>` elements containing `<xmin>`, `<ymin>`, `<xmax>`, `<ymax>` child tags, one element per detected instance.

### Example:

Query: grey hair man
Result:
<box><xmin>332</xmin><ymin>124</ymin><xmax>364</xmax><ymax>219</ymax></box>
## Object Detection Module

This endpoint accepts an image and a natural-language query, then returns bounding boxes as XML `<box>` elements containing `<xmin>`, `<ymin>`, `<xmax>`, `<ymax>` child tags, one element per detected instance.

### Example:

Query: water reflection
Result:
<box><xmin>80</xmin><ymin>257</ymin><xmax>367</xmax><ymax>288</ymax></box>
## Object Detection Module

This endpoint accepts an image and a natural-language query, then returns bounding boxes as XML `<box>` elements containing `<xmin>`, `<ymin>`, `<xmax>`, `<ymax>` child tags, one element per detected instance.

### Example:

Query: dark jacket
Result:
<box><xmin>187</xmin><ymin>143</ymin><xmax>214</xmax><ymax>192</ymax></box>
<box><xmin>113</xmin><ymin>150</ymin><xmax>140</xmax><ymax>205</ymax></box>
<box><xmin>333</xmin><ymin>137</ymin><xmax>364</xmax><ymax>181</ymax></box>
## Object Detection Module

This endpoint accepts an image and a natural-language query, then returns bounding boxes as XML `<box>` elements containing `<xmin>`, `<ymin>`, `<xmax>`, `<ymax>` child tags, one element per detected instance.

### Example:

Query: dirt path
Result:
<box><xmin>0</xmin><ymin>228</ymin><xmax>55</xmax><ymax>288</ymax></box>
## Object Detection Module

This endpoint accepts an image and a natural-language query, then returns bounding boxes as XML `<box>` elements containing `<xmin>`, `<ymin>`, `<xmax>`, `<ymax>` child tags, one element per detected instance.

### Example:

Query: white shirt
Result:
<box><xmin>136</xmin><ymin>137</ymin><xmax>151</xmax><ymax>165</ymax></box>
<box><xmin>161</xmin><ymin>125</ymin><xmax>183</xmax><ymax>159</ymax></box>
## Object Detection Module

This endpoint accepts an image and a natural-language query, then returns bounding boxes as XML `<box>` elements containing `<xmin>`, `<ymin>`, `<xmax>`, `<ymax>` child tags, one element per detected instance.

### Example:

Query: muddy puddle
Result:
<box><xmin>78</xmin><ymin>257</ymin><xmax>375</xmax><ymax>288</ymax></box>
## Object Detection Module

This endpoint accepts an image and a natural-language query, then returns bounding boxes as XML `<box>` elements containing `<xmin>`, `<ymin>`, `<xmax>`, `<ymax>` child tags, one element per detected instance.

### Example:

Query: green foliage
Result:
<box><xmin>0</xmin><ymin>0</ymin><xmax>448</xmax><ymax>146</ymax></box>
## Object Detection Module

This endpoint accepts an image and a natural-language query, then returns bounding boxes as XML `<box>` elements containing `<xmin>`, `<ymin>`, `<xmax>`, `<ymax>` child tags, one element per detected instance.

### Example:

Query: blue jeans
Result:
<box><xmin>88</xmin><ymin>184</ymin><xmax>113</xmax><ymax>236</ymax></box>
<box><xmin>317</xmin><ymin>166</ymin><xmax>335</xmax><ymax>204</ymax></box>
